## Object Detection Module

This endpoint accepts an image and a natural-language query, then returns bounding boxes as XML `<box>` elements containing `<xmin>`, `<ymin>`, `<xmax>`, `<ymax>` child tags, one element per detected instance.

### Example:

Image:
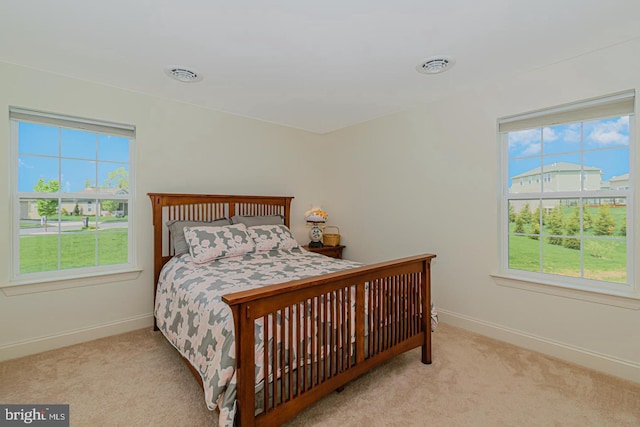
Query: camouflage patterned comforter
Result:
<box><xmin>154</xmin><ymin>248</ymin><xmax>361</xmax><ymax>426</ymax></box>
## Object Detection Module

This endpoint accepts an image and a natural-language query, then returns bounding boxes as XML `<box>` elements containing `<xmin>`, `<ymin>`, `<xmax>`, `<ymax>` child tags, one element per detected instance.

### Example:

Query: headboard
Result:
<box><xmin>148</xmin><ymin>193</ymin><xmax>294</xmax><ymax>295</ymax></box>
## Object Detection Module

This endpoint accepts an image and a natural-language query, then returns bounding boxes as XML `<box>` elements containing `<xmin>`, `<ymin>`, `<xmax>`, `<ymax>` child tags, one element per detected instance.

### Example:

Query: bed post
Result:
<box><xmin>283</xmin><ymin>197</ymin><xmax>292</xmax><ymax>228</ymax></box>
<box><xmin>421</xmin><ymin>258</ymin><xmax>432</xmax><ymax>365</ymax></box>
<box><xmin>150</xmin><ymin>194</ymin><xmax>164</xmax><ymax>331</ymax></box>
<box><xmin>232</xmin><ymin>303</ymin><xmax>256</xmax><ymax>427</ymax></box>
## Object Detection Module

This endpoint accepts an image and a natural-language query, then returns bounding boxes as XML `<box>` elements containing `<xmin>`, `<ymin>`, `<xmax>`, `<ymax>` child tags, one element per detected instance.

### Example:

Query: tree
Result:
<box><xmin>101</xmin><ymin>167</ymin><xmax>129</xmax><ymax>215</ymax></box>
<box><xmin>101</xmin><ymin>199</ymin><xmax>120</xmax><ymax>213</ymax></box>
<box><xmin>563</xmin><ymin>206</ymin><xmax>581</xmax><ymax>250</ymax></box>
<box><xmin>582</xmin><ymin>207</ymin><xmax>593</xmax><ymax>231</ymax></box>
<box><xmin>104</xmin><ymin>167</ymin><xmax>129</xmax><ymax>190</ymax></box>
<box><xmin>546</xmin><ymin>205</ymin><xmax>565</xmax><ymax>246</ymax></box>
<box><xmin>513</xmin><ymin>215</ymin><xmax>526</xmax><ymax>234</ymax></box>
<box><xmin>594</xmin><ymin>205</ymin><xmax>615</xmax><ymax>236</ymax></box>
<box><xmin>519</xmin><ymin>202</ymin><xmax>532</xmax><ymax>225</ymax></box>
<box><xmin>34</xmin><ymin>178</ymin><xmax>59</xmax><ymax>231</ymax></box>
<box><xmin>508</xmin><ymin>204</ymin><xmax>516</xmax><ymax>223</ymax></box>
<box><xmin>533</xmin><ymin>206</ymin><xmax>544</xmax><ymax>226</ymax></box>
<box><xmin>529</xmin><ymin>219</ymin><xmax>540</xmax><ymax>240</ymax></box>
<box><xmin>620</xmin><ymin>215</ymin><xmax>626</xmax><ymax>237</ymax></box>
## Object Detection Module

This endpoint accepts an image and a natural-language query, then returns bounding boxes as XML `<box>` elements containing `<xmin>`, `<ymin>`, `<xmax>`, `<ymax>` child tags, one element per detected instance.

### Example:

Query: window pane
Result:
<box><xmin>542</xmin><ymin>237</ymin><xmax>581</xmax><ymax>278</ymax></box>
<box><xmin>583</xmin><ymin>239</ymin><xmax>626</xmax><ymax>284</ymax></box>
<box><xmin>18</xmin><ymin>122</ymin><xmax>58</xmax><ymax>156</ymax></box>
<box><xmin>508</xmin><ymin>233</ymin><xmax>540</xmax><ymax>272</ymax></box>
<box><xmin>61</xmin><ymin>159</ymin><xmax>96</xmax><ymax>193</ymax></box>
<box><xmin>583</xmin><ymin>199</ymin><xmax>626</xmax><ymax>236</ymax></box>
<box><xmin>543</xmin><ymin>123</ymin><xmax>581</xmax><ymax>155</ymax></box>
<box><xmin>584</xmin><ymin>116</ymin><xmax>630</xmax><ymax>150</ymax></box>
<box><xmin>20</xmin><ymin>233</ymin><xmax>58</xmax><ymax>274</ymax></box>
<box><xmin>508</xmin><ymin>128</ymin><xmax>541</xmax><ymax>159</ymax></box>
<box><xmin>540</xmin><ymin>199</ymin><xmax>579</xmax><ymax>240</ymax></box>
<box><xmin>19</xmin><ymin>157</ymin><xmax>60</xmax><ymax>193</ymax></box>
<box><xmin>541</xmin><ymin>154</ymin><xmax>582</xmax><ymax>192</ymax></box>
<box><xmin>61</xmin><ymin>128</ymin><xmax>96</xmax><ymax>160</ymax></box>
<box><xmin>508</xmin><ymin>200</ymin><xmax>541</xmax><ymax>272</ymax></box>
<box><xmin>98</xmin><ymin>200</ymin><xmax>128</xmax><ymax>266</ymax></box>
<box><xmin>584</xmin><ymin>147</ymin><xmax>629</xmax><ymax>190</ymax></box>
<box><xmin>509</xmin><ymin>200</ymin><xmax>541</xmax><ymax>233</ymax></box>
<box><xmin>19</xmin><ymin>197</ymin><xmax>60</xmax><ymax>274</ymax></box>
<box><xmin>98</xmin><ymin>163</ymin><xmax>129</xmax><ymax>194</ymax></box>
<box><xmin>60</xmin><ymin>199</ymin><xmax>97</xmax><ymax>270</ymax></box>
<box><xmin>98</xmin><ymin>135</ymin><xmax>129</xmax><ymax>163</ymax></box>
<box><xmin>508</xmin><ymin>158</ymin><xmax>541</xmax><ymax>194</ymax></box>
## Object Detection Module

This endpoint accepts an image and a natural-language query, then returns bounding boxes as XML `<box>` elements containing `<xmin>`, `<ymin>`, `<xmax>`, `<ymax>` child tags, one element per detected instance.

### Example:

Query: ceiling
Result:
<box><xmin>1</xmin><ymin>1</ymin><xmax>639</xmax><ymax>134</ymax></box>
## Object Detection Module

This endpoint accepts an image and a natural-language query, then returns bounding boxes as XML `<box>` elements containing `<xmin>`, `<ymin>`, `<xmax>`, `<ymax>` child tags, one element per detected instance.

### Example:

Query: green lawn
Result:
<box><xmin>508</xmin><ymin>205</ymin><xmax>627</xmax><ymax>283</ymax></box>
<box><xmin>20</xmin><ymin>228</ymin><xmax>128</xmax><ymax>274</ymax></box>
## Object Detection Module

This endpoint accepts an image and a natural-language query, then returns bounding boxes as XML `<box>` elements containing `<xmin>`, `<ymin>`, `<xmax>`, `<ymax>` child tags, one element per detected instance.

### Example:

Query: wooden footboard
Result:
<box><xmin>223</xmin><ymin>253</ymin><xmax>435</xmax><ymax>427</ymax></box>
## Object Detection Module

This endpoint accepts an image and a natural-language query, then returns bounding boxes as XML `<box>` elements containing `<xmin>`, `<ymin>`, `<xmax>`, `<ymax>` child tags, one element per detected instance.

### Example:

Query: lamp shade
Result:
<box><xmin>304</xmin><ymin>208</ymin><xmax>327</xmax><ymax>223</ymax></box>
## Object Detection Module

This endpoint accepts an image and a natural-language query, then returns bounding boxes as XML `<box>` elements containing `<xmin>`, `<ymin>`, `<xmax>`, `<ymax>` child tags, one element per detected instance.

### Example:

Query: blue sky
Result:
<box><xmin>18</xmin><ymin>122</ymin><xmax>129</xmax><ymax>193</ymax></box>
<box><xmin>508</xmin><ymin>116</ymin><xmax>630</xmax><ymax>182</ymax></box>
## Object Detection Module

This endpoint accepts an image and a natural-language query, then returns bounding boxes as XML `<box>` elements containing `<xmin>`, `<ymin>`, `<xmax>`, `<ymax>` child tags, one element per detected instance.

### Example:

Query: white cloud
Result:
<box><xmin>560</xmin><ymin>123</ymin><xmax>581</xmax><ymax>142</ymax></box>
<box><xmin>542</xmin><ymin>123</ymin><xmax>581</xmax><ymax>150</ymax></box>
<box><xmin>508</xmin><ymin>129</ymin><xmax>541</xmax><ymax>154</ymax></box>
<box><xmin>522</xmin><ymin>142</ymin><xmax>541</xmax><ymax>156</ymax></box>
<box><xmin>586</xmin><ymin>116</ymin><xmax>629</xmax><ymax>146</ymax></box>
<box><xmin>542</xmin><ymin>127</ymin><xmax>559</xmax><ymax>142</ymax></box>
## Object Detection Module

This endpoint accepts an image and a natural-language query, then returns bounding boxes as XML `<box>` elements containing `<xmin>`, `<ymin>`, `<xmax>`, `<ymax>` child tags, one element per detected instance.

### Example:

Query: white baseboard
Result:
<box><xmin>437</xmin><ymin>308</ymin><xmax>640</xmax><ymax>384</ymax></box>
<box><xmin>0</xmin><ymin>313</ymin><xmax>154</xmax><ymax>362</ymax></box>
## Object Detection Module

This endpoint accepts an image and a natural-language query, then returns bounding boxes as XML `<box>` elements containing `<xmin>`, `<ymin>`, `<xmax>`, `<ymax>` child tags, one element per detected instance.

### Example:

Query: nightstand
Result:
<box><xmin>302</xmin><ymin>245</ymin><xmax>345</xmax><ymax>259</ymax></box>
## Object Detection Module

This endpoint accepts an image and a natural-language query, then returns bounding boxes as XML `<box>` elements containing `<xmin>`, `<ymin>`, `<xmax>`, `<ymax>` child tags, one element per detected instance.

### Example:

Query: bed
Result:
<box><xmin>149</xmin><ymin>193</ymin><xmax>436</xmax><ymax>426</ymax></box>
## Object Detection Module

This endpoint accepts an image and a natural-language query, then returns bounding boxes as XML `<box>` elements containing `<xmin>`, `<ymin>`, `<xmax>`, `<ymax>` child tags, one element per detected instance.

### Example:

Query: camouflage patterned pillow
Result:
<box><xmin>167</xmin><ymin>218</ymin><xmax>231</xmax><ymax>256</ymax></box>
<box><xmin>183</xmin><ymin>223</ymin><xmax>255</xmax><ymax>263</ymax></box>
<box><xmin>247</xmin><ymin>224</ymin><xmax>299</xmax><ymax>252</ymax></box>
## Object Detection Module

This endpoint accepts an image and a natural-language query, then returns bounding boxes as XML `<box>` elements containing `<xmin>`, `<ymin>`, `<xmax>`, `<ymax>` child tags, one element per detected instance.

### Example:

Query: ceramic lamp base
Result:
<box><xmin>308</xmin><ymin>222</ymin><xmax>324</xmax><ymax>248</ymax></box>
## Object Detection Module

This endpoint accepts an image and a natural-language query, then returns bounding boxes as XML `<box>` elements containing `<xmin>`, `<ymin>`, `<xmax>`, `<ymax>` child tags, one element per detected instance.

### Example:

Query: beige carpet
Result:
<box><xmin>1</xmin><ymin>323</ymin><xmax>639</xmax><ymax>426</ymax></box>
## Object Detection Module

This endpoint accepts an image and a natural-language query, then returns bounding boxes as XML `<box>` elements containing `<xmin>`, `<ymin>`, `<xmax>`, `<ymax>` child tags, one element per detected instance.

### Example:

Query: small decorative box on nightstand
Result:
<box><xmin>302</xmin><ymin>245</ymin><xmax>345</xmax><ymax>260</ymax></box>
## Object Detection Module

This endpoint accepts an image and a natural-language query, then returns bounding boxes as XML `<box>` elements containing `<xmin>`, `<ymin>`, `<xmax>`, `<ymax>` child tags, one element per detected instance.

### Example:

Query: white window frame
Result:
<box><xmin>496</xmin><ymin>91</ymin><xmax>637</xmax><ymax>301</ymax></box>
<box><xmin>8</xmin><ymin>108</ymin><xmax>137</xmax><ymax>288</ymax></box>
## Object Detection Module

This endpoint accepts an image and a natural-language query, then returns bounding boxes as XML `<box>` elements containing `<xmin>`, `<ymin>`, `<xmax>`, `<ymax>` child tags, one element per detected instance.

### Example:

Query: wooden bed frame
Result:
<box><xmin>149</xmin><ymin>193</ymin><xmax>436</xmax><ymax>426</ymax></box>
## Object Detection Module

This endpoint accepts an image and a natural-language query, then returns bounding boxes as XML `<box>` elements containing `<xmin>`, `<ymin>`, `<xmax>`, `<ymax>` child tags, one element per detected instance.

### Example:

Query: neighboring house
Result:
<box><xmin>509</xmin><ymin>162</ymin><xmax>626</xmax><ymax>213</ymax></box>
<box><xmin>609</xmin><ymin>173</ymin><xmax>630</xmax><ymax>190</ymax></box>
<box><xmin>20</xmin><ymin>187</ymin><xmax>128</xmax><ymax>220</ymax></box>
<box><xmin>510</xmin><ymin>162</ymin><xmax>602</xmax><ymax>193</ymax></box>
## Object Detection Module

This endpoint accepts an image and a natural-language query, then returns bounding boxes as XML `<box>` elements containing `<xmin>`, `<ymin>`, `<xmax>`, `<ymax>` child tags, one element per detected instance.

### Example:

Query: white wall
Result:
<box><xmin>0</xmin><ymin>62</ymin><xmax>323</xmax><ymax>359</ymax></box>
<box><xmin>321</xmin><ymin>38</ymin><xmax>640</xmax><ymax>382</ymax></box>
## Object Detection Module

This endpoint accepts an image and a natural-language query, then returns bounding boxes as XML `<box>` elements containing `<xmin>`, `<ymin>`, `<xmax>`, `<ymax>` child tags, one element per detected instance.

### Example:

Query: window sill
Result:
<box><xmin>490</xmin><ymin>274</ymin><xmax>640</xmax><ymax>310</ymax></box>
<box><xmin>1</xmin><ymin>268</ymin><xmax>143</xmax><ymax>296</ymax></box>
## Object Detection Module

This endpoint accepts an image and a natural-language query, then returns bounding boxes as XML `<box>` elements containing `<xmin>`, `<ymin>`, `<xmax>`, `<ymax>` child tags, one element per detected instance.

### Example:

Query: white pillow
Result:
<box><xmin>247</xmin><ymin>224</ymin><xmax>299</xmax><ymax>252</ymax></box>
<box><xmin>183</xmin><ymin>223</ymin><xmax>255</xmax><ymax>263</ymax></box>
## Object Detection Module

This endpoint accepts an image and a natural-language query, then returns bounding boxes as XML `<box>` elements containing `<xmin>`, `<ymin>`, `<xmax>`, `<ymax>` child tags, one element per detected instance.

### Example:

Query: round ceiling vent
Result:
<box><xmin>416</xmin><ymin>56</ymin><xmax>455</xmax><ymax>75</ymax></box>
<box><xmin>164</xmin><ymin>67</ymin><xmax>203</xmax><ymax>83</ymax></box>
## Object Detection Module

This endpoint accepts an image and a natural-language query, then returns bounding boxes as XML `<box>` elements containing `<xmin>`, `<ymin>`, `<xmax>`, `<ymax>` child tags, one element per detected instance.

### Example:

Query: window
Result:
<box><xmin>10</xmin><ymin>108</ymin><xmax>135</xmax><ymax>282</ymax></box>
<box><xmin>499</xmin><ymin>91</ymin><xmax>635</xmax><ymax>297</ymax></box>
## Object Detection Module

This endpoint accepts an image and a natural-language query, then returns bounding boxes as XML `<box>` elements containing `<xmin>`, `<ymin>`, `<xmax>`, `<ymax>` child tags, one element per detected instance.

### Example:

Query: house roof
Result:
<box><xmin>512</xmin><ymin>162</ymin><xmax>600</xmax><ymax>180</ymax></box>
<box><xmin>75</xmin><ymin>187</ymin><xmax>128</xmax><ymax>196</ymax></box>
<box><xmin>609</xmin><ymin>173</ymin><xmax>629</xmax><ymax>182</ymax></box>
